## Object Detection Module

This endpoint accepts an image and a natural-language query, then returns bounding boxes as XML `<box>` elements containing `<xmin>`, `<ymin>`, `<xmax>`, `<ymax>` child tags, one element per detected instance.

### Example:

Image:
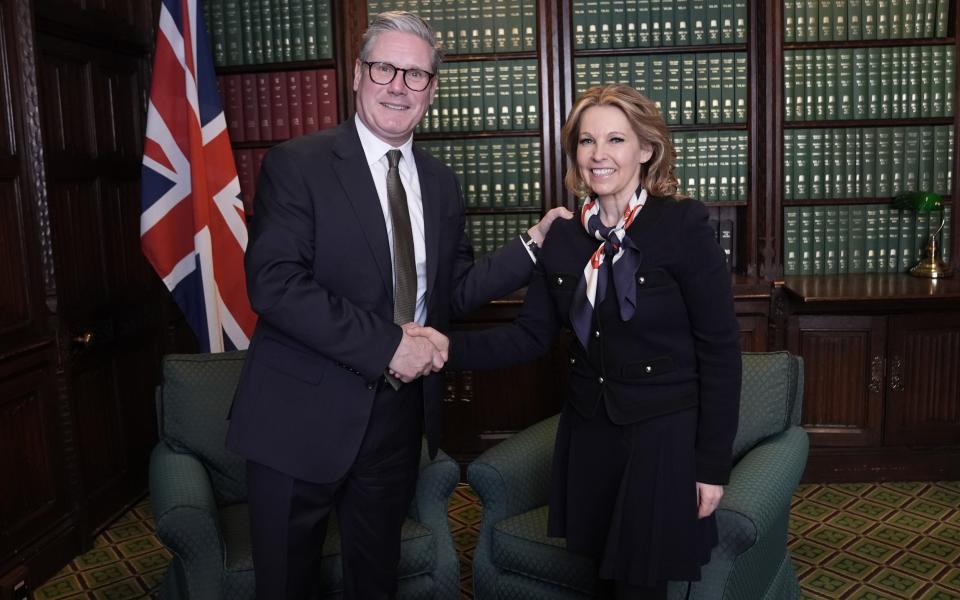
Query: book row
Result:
<box><xmin>419</xmin><ymin>137</ymin><xmax>543</xmax><ymax>210</ymax></box>
<box><xmin>674</xmin><ymin>131</ymin><xmax>749</xmax><ymax>203</ymax></box>
<box><xmin>234</xmin><ymin>148</ymin><xmax>268</xmax><ymax>212</ymax></box>
<box><xmin>571</xmin><ymin>0</ymin><xmax>748</xmax><ymax>50</ymax></box>
<box><xmin>367</xmin><ymin>0</ymin><xmax>537</xmax><ymax>55</ymax></box>
<box><xmin>783</xmin><ymin>204</ymin><xmax>953</xmax><ymax>275</ymax></box>
<box><xmin>783</xmin><ymin>0</ymin><xmax>952</xmax><ymax>42</ymax></box>
<box><xmin>783</xmin><ymin>126</ymin><xmax>954</xmax><ymax>201</ymax></box>
<box><xmin>468</xmin><ymin>213</ymin><xmax>542</xmax><ymax>256</ymax></box>
<box><xmin>784</xmin><ymin>44</ymin><xmax>955</xmax><ymax>122</ymax></box>
<box><xmin>575</xmin><ymin>52</ymin><xmax>748</xmax><ymax>125</ymax></box>
<box><xmin>419</xmin><ymin>59</ymin><xmax>539</xmax><ymax>133</ymax></box>
<box><xmin>205</xmin><ymin>0</ymin><xmax>333</xmax><ymax>67</ymax></box>
<box><xmin>219</xmin><ymin>69</ymin><xmax>338</xmax><ymax>143</ymax></box>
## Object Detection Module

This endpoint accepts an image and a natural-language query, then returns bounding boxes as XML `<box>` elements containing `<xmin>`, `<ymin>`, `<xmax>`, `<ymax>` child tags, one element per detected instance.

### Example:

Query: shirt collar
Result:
<box><xmin>354</xmin><ymin>114</ymin><xmax>415</xmax><ymax>169</ymax></box>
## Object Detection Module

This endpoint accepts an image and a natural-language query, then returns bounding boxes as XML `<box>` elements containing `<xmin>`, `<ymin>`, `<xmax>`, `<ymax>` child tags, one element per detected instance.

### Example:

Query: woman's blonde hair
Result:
<box><xmin>561</xmin><ymin>84</ymin><xmax>681</xmax><ymax>200</ymax></box>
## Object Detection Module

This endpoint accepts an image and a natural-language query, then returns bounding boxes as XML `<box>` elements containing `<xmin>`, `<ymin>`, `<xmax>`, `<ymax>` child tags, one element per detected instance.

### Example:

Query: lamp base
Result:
<box><xmin>909</xmin><ymin>234</ymin><xmax>954</xmax><ymax>278</ymax></box>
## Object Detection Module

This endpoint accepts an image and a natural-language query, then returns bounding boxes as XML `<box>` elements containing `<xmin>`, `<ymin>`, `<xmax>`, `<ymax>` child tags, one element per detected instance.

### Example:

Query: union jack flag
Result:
<box><xmin>141</xmin><ymin>0</ymin><xmax>256</xmax><ymax>352</ymax></box>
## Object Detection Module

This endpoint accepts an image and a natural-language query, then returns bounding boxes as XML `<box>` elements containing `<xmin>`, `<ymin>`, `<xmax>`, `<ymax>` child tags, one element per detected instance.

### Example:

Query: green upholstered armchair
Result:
<box><xmin>149</xmin><ymin>352</ymin><xmax>461</xmax><ymax>600</ymax></box>
<box><xmin>467</xmin><ymin>351</ymin><xmax>809</xmax><ymax>600</ymax></box>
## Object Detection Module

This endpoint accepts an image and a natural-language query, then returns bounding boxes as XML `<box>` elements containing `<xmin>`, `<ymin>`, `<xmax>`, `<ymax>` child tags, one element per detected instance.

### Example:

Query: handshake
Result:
<box><xmin>387</xmin><ymin>322</ymin><xmax>449</xmax><ymax>383</ymax></box>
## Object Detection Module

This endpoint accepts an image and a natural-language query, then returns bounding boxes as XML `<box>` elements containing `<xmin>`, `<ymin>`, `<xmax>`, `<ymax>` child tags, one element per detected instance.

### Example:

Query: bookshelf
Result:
<box><xmin>203</xmin><ymin>0</ymin><xmax>960</xmax><ymax>478</ymax></box>
<box><xmin>770</xmin><ymin>0</ymin><xmax>960</xmax><ymax>481</ymax></box>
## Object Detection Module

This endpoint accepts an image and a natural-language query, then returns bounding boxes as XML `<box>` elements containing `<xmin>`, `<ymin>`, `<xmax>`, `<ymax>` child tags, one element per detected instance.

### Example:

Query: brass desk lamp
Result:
<box><xmin>892</xmin><ymin>191</ymin><xmax>953</xmax><ymax>279</ymax></box>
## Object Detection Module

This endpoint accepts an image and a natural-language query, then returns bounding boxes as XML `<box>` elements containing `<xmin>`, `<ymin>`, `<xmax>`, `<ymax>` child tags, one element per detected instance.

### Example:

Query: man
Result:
<box><xmin>226</xmin><ymin>11</ymin><xmax>569</xmax><ymax>600</ymax></box>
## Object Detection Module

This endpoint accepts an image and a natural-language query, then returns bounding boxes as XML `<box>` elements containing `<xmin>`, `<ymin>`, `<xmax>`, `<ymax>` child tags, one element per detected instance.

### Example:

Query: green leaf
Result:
<box><xmin>892</xmin><ymin>191</ymin><xmax>944</xmax><ymax>212</ymax></box>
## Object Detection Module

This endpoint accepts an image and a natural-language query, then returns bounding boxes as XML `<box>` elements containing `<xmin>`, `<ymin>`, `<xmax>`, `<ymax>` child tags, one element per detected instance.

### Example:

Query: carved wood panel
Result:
<box><xmin>0</xmin><ymin>358</ymin><xmax>67</xmax><ymax>561</ymax></box>
<box><xmin>789</xmin><ymin>314</ymin><xmax>886</xmax><ymax>447</ymax></box>
<box><xmin>885</xmin><ymin>312</ymin><xmax>960</xmax><ymax>446</ymax></box>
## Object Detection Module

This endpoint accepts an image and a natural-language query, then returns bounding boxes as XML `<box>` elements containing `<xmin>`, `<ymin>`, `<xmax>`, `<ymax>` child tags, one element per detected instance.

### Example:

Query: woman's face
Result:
<box><xmin>575</xmin><ymin>105</ymin><xmax>653</xmax><ymax>203</ymax></box>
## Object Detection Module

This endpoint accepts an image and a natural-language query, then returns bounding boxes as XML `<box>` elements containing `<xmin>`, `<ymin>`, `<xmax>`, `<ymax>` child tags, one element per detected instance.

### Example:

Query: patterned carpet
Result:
<box><xmin>33</xmin><ymin>482</ymin><xmax>960</xmax><ymax>600</ymax></box>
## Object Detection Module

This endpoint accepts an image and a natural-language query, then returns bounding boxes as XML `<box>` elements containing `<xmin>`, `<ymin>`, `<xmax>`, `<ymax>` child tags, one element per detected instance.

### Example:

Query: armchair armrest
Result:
<box><xmin>712</xmin><ymin>426</ymin><xmax>809</xmax><ymax>600</ymax></box>
<box><xmin>467</xmin><ymin>414</ymin><xmax>559</xmax><ymax>523</ymax></box>
<box><xmin>409</xmin><ymin>443</ymin><xmax>461</xmax><ymax>600</ymax></box>
<box><xmin>149</xmin><ymin>443</ymin><xmax>226</xmax><ymax>600</ymax></box>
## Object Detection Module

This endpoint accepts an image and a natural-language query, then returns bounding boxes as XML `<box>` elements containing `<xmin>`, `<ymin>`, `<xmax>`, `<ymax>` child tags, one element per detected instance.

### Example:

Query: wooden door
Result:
<box><xmin>788</xmin><ymin>314</ymin><xmax>886</xmax><ymax>447</ymax></box>
<box><xmin>884</xmin><ymin>312</ymin><xmax>960</xmax><ymax>446</ymax></box>
<box><xmin>35</xmin><ymin>31</ymin><xmax>164</xmax><ymax>532</ymax></box>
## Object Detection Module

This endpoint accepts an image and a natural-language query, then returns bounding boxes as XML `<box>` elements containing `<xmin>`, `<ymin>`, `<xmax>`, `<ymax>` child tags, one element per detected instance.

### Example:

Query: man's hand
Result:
<box><xmin>388</xmin><ymin>324</ymin><xmax>449</xmax><ymax>382</ymax></box>
<box><xmin>528</xmin><ymin>206</ymin><xmax>574</xmax><ymax>245</ymax></box>
<box><xmin>696</xmin><ymin>482</ymin><xmax>724</xmax><ymax>518</ymax></box>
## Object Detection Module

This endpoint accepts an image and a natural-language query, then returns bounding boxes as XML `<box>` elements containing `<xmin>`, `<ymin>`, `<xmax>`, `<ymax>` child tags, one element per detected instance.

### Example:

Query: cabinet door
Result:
<box><xmin>884</xmin><ymin>312</ymin><xmax>960</xmax><ymax>446</ymax></box>
<box><xmin>788</xmin><ymin>315</ymin><xmax>886</xmax><ymax>447</ymax></box>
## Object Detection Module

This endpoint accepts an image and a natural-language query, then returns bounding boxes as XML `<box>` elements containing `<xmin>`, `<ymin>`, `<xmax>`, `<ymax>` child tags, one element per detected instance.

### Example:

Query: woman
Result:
<box><xmin>440</xmin><ymin>84</ymin><xmax>742</xmax><ymax>598</ymax></box>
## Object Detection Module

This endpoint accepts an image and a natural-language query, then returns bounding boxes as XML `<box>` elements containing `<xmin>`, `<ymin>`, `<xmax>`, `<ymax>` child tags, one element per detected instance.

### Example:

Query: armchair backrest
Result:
<box><xmin>157</xmin><ymin>351</ymin><xmax>248</xmax><ymax>505</ymax></box>
<box><xmin>731</xmin><ymin>351</ymin><xmax>804</xmax><ymax>462</ymax></box>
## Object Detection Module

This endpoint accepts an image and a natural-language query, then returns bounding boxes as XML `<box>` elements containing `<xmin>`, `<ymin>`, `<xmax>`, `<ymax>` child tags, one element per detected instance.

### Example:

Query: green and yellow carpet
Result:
<box><xmin>34</xmin><ymin>481</ymin><xmax>960</xmax><ymax>600</ymax></box>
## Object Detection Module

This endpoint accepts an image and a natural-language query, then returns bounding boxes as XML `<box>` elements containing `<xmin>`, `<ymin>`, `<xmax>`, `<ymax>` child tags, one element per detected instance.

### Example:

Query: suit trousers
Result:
<box><xmin>246</xmin><ymin>379</ymin><xmax>424</xmax><ymax>600</ymax></box>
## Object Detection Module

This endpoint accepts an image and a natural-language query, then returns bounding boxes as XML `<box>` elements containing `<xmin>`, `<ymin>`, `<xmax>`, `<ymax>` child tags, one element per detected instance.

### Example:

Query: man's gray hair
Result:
<box><xmin>359</xmin><ymin>11</ymin><xmax>444</xmax><ymax>73</ymax></box>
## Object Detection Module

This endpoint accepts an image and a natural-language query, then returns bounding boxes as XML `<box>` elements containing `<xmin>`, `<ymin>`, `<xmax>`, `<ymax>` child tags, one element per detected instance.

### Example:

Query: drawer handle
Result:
<box><xmin>869</xmin><ymin>355</ymin><xmax>883</xmax><ymax>393</ymax></box>
<box><xmin>889</xmin><ymin>355</ymin><xmax>904</xmax><ymax>392</ymax></box>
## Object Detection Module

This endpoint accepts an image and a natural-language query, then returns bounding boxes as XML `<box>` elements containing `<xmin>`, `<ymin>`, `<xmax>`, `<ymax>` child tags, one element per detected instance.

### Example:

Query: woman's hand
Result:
<box><xmin>696</xmin><ymin>482</ymin><xmax>724</xmax><ymax>518</ymax></box>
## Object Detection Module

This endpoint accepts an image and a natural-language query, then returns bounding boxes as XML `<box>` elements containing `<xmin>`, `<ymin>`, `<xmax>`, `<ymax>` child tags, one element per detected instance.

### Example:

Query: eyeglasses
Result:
<box><xmin>362</xmin><ymin>61</ymin><xmax>435</xmax><ymax>92</ymax></box>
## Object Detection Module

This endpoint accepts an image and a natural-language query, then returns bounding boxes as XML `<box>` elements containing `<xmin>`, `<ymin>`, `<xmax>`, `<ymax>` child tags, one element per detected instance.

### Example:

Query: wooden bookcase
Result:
<box><xmin>206</xmin><ymin>1</ymin><xmax>960</xmax><ymax>474</ymax></box>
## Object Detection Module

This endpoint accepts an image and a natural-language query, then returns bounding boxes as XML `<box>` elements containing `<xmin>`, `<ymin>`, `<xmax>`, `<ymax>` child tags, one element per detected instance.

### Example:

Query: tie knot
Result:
<box><xmin>387</xmin><ymin>149</ymin><xmax>402</xmax><ymax>169</ymax></box>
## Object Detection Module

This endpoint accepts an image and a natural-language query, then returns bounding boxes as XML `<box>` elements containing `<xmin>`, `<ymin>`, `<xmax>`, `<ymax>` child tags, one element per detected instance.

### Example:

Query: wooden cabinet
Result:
<box><xmin>443</xmin><ymin>277</ymin><xmax>771</xmax><ymax>465</ymax></box>
<box><xmin>779</xmin><ymin>274</ymin><xmax>960</xmax><ymax>481</ymax></box>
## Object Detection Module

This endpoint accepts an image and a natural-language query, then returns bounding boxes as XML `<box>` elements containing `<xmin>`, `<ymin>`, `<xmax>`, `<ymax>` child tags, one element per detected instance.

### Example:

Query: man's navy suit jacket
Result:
<box><xmin>227</xmin><ymin>118</ymin><xmax>532</xmax><ymax>483</ymax></box>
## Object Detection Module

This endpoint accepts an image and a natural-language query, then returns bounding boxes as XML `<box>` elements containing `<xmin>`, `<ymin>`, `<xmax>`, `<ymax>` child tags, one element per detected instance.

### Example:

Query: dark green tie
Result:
<box><xmin>385</xmin><ymin>149</ymin><xmax>416</xmax><ymax>389</ymax></box>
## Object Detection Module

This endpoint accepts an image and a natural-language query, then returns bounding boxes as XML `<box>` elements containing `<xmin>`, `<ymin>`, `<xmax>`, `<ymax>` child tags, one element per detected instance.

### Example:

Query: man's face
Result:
<box><xmin>353</xmin><ymin>31</ymin><xmax>438</xmax><ymax>147</ymax></box>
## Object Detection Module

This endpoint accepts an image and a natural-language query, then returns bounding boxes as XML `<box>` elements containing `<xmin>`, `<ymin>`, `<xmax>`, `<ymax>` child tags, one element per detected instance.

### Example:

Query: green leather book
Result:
<box><xmin>468</xmin><ymin>63</ymin><xmax>483</xmax><ymax>131</ymax></box>
<box><xmin>819</xmin><ymin>0</ymin><xmax>833</xmax><ymax>40</ymax></box>
<box><xmin>793</xmin><ymin>50</ymin><xmax>806</xmax><ymax>121</ymax></box>
<box><xmin>945</xmin><ymin>45</ymin><xmax>954</xmax><ymax>116</ymax></box>
<box><xmin>638</xmin><ymin>0</ymin><xmax>652</xmax><ymax>46</ymax></box>
<box><xmin>876</xmin><ymin>127</ymin><xmax>892</xmax><ymax>196</ymax></box>
<box><xmin>915</xmin><ymin>0</ymin><xmax>928</xmax><ymax>37</ymax></box>
<box><xmin>891</xmin><ymin>47</ymin><xmax>903</xmax><ymax>117</ymax></box>
<box><xmin>848</xmin><ymin>205</ymin><xmax>866</xmax><ymax>272</ymax></box>
<box><xmin>784</xmin><ymin>0</ymin><xmax>795</xmax><ymax>43</ymax></box>
<box><xmin>524</xmin><ymin>60</ymin><xmax>539</xmax><ymax>129</ymax></box>
<box><xmin>838</xmin><ymin>205</ymin><xmax>850</xmax><ymax>272</ymax></box>
<box><xmin>933</xmin><ymin>125</ymin><xmax>949</xmax><ymax>194</ymax></box>
<box><xmin>861</xmin><ymin>127</ymin><xmax>876</xmax><ymax>198</ymax></box>
<box><xmin>877</xmin><ymin>0</ymin><xmax>890</xmax><ymax>37</ymax></box>
<box><xmin>681</xmin><ymin>54</ymin><xmax>696</xmax><ymax>123</ymax></box>
<box><xmin>612</xmin><ymin>0</ymin><xmax>626</xmax><ymax>48</ymax></box>
<box><xmin>823</xmin><ymin>129</ymin><xmax>834</xmax><ymax>198</ymax></box>
<box><xmin>846</xmin><ymin>128</ymin><xmax>859</xmax><ymax>197</ymax></box>
<box><xmin>497</xmin><ymin>62</ymin><xmax>513</xmax><ymax>130</ymax></box>
<box><xmin>800</xmin><ymin>206</ymin><xmax>815</xmax><ymax>273</ymax></box>
<box><xmin>848</xmin><ymin>0</ymin><xmax>862</xmax><ymax>39</ymax></box>
<box><xmin>832</xmin><ymin>128</ymin><xmax>847</xmax><ymax>199</ymax></box>
<box><xmin>852</xmin><ymin>47</ymin><xmax>868</xmax><ymax>119</ymax></box>
<box><xmin>223</xmin><ymin>0</ymin><xmax>242</xmax><ymax>65</ymax></box>
<box><xmin>209</xmin><ymin>0</ymin><xmax>227</xmax><ymax>66</ymax></box>
<box><xmin>288</xmin><ymin>0</ymin><xmax>305</xmax><ymax>61</ymax></box>
<box><xmin>918</xmin><ymin>125</ymin><xmax>934</xmax><ymax>192</ymax></box>
<box><xmin>718</xmin><ymin>132</ymin><xmax>732</xmax><ymax>202</ymax></box>
<box><xmin>504</xmin><ymin>141</ymin><xmax>519</xmax><ymax>207</ymax></box>
<box><xmin>300</xmin><ymin>0</ymin><xmax>315</xmax><ymax>60</ymax></box>
<box><xmin>794</xmin><ymin>0</ymin><xmax>807</xmax><ymax>41</ymax></box>
<box><xmin>483</xmin><ymin>62</ymin><xmax>498</xmax><ymax>131</ymax></box>
<box><xmin>650</xmin><ymin>0</ymin><xmax>662</xmax><ymax>46</ymax></box>
<box><xmin>805</xmin><ymin>0</ymin><xmax>818</xmax><ymax>39</ymax></box>
<box><xmin>464</xmin><ymin>142</ymin><xmax>479</xmax><ymax>209</ymax></box>
<box><xmin>876</xmin><ymin>205</ymin><xmax>889</xmax><ymax>272</ymax></box>
<box><xmin>733</xmin><ymin>53</ymin><xmax>745</xmax><ymax>122</ymax></box>
<box><xmin>531</xmin><ymin>139</ymin><xmax>542</xmax><ymax>207</ymax></box>
<box><xmin>522</xmin><ymin>0</ymin><xmax>536</xmax><ymax>50</ymax></box>
<box><xmin>941</xmin><ymin>206</ymin><xmax>951</xmax><ymax>264</ymax></box>
<box><xmin>734</xmin><ymin>0</ymin><xmax>748</xmax><ymax>43</ymax></box>
<box><xmin>902</xmin><ymin>126</ymin><xmax>921</xmax><ymax>194</ymax></box>
<box><xmin>598</xmin><ymin>0</ymin><xmax>613</xmax><ymax>47</ymax></box>
<box><xmin>316</xmin><ymin>0</ymin><xmax>333</xmax><ymax>59</ymax></box>
<box><xmin>814</xmin><ymin>49</ymin><xmax>826</xmax><ymax>120</ymax></box>
<box><xmin>902</xmin><ymin>0</ymin><xmax>916</xmax><ymax>38</ymax></box>
<box><xmin>586</xmin><ymin>0</ymin><xmax>600</xmax><ymax>48</ymax></box>
<box><xmin>626</xmin><ymin>0</ymin><xmax>639</xmax><ymax>46</ymax></box>
<box><xmin>804</xmin><ymin>50</ymin><xmax>816</xmax><ymax>120</ymax></box>
<box><xmin>239</xmin><ymin>0</ymin><xmax>255</xmax><ymax>64</ymax></box>
<box><xmin>476</xmin><ymin>139</ymin><xmax>492</xmax><ymax>208</ymax></box>
<box><xmin>617</xmin><ymin>57</ymin><xmax>632</xmax><ymax>88</ymax></box>
<box><xmin>572</xmin><ymin>0</ymin><xmax>586</xmax><ymax>49</ymax></box>
<box><xmin>667</xmin><ymin>54</ymin><xmax>683</xmax><ymax>124</ymax></box>
<box><xmin>930</xmin><ymin>44</ymin><xmax>945</xmax><ymax>117</ymax></box>
<box><xmin>675</xmin><ymin>0</ymin><xmax>690</xmax><ymax>45</ymax></box>
<box><xmin>914</xmin><ymin>210</ymin><xmax>929</xmax><ymax>264</ymax></box>
<box><xmin>813</xmin><ymin>205</ymin><xmax>826</xmax><ymax>274</ymax></box>
<box><xmin>887</xmin><ymin>206</ymin><xmax>901</xmax><ymax>270</ymax></box>
<box><xmin>447</xmin><ymin>65</ymin><xmax>462</xmax><ymax>132</ymax></box>
<box><xmin>465</xmin><ymin>0</ymin><xmax>481</xmax><ymax>54</ymax></box>
<box><xmin>662</xmin><ymin>0</ymin><xmax>676</xmax><ymax>46</ymax></box>
<box><xmin>879</xmin><ymin>47</ymin><xmax>893</xmax><ymax>118</ymax></box>
<box><xmin>603</xmin><ymin>55</ymin><xmax>618</xmax><ymax>86</ymax></box>
<box><xmin>697</xmin><ymin>133</ymin><xmax>709</xmax><ymax>200</ymax></box>
<box><xmin>794</xmin><ymin>129</ymin><xmax>809</xmax><ymax>199</ymax></box>
<box><xmin>809</xmin><ymin>128</ymin><xmax>825</xmax><ymax>200</ymax></box>
<box><xmin>517</xmin><ymin>139</ymin><xmax>532</xmax><ymax>207</ymax></box>
<box><xmin>706</xmin><ymin>0</ymin><xmax>721</xmax><ymax>44</ymax></box>
<box><xmin>649</xmin><ymin>55</ymin><xmax>668</xmax><ymax>116</ymax></box>
<box><xmin>574</xmin><ymin>58</ymin><xmax>588</xmax><ymax>97</ymax></box>
<box><xmin>696</xmin><ymin>53</ymin><xmax>709</xmax><ymax>122</ymax></box>
<box><xmin>513</xmin><ymin>63</ymin><xmax>527</xmax><ymax>130</ymax></box>
<box><xmin>721</xmin><ymin>53</ymin><xmax>735</xmax><ymax>124</ymax></box>
<box><xmin>867</xmin><ymin>47</ymin><xmax>881</xmax><ymax>118</ymax></box>
<box><xmin>907</xmin><ymin>46</ymin><xmax>922</xmax><ymax>117</ymax></box>
<box><xmin>784</xmin><ymin>207</ymin><xmax>801</xmax><ymax>275</ymax></box>
<box><xmin>899</xmin><ymin>209</ymin><xmax>915</xmax><ymax>270</ymax></box>
<box><xmin>689</xmin><ymin>0</ymin><xmax>705</xmax><ymax>45</ymax></box>
<box><xmin>824</xmin><ymin>49</ymin><xmax>838</xmax><ymax>120</ymax></box>
<box><xmin>706</xmin><ymin>130</ymin><xmax>719</xmax><ymax>201</ymax></box>
<box><xmin>888</xmin><ymin>0</ymin><xmax>901</xmax><ymax>37</ymax></box>
<box><xmin>825</xmin><ymin>205</ymin><xmax>840</xmax><ymax>273</ymax></box>
<box><xmin>784</xmin><ymin>130</ymin><xmax>794</xmax><ymax>200</ymax></box>
<box><xmin>270</xmin><ymin>0</ymin><xmax>283</xmax><ymax>62</ymax></box>
<box><xmin>737</xmin><ymin>132</ymin><xmax>747</xmax><ymax>199</ymax></box>
<box><xmin>507</xmin><ymin>0</ymin><xmax>523</xmax><ymax>51</ymax></box>
<box><xmin>493</xmin><ymin>213</ymin><xmax>508</xmax><ymax>249</ymax></box>
<box><xmin>279</xmin><ymin>0</ymin><xmax>292</xmax><ymax>62</ymax></box>
<box><xmin>890</xmin><ymin>127</ymin><xmax>906</xmax><ymax>194</ymax></box>
<box><xmin>919</xmin><ymin>45</ymin><xmax>932</xmax><ymax>116</ymax></box>
<box><xmin>685</xmin><ymin>134</ymin><xmax>700</xmax><ymax>199</ymax></box>
<box><xmin>935</xmin><ymin>0</ymin><xmax>949</xmax><ymax>37</ymax></box>
<box><xmin>862</xmin><ymin>0</ymin><xmax>877</xmax><ymax>38</ymax></box>
<box><xmin>833</xmin><ymin>0</ymin><xmax>847</xmax><ymax>39</ymax></box>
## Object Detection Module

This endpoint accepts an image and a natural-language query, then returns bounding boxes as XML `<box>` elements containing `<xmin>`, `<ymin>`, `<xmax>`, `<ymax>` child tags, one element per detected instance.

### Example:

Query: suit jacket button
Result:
<box><xmin>594</xmin><ymin>330</ymin><xmax>601</xmax><ymax>338</ymax></box>
<box><xmin>638</xmin><ymin>276</ymin><xmax>646</xmax><ymax>285</ymax></box>
<box><xmin>557</xmin><ymin>276</ymin><xmax>564</xmax><ymax>285</ymax></box>
<box><xmin>367</xmin><ymin>382</ymin><xmax>376</xmax><ymax>390</ymax></box>
<box><xmin>569</xmin><ymin>357</ymin><xmax>576</xmax><ymax>365</ymax></box>
<box><xmin>645</xmin><ymin>365</ymin><xmax>653</xmax><ymax>373</ymax></box>
<box><xmin>598</xmin><ymin>376</ymin><xmax>604</xmax><ymax>384</ymax></box>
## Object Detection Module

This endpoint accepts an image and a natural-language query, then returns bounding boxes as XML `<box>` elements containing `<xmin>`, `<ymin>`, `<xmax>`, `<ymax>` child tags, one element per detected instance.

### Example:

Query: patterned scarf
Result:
<box><xmin>569</xmin><ymin>187</ymin><xmax>647</xmax><ymax>349</ymax></box>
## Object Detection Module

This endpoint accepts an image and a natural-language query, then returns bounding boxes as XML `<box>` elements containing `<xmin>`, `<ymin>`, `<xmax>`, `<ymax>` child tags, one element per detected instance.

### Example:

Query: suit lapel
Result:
<box><xmin>415</xmin><ymin>145</ymin><xmax>441</xmax><ymax>307</ymax></box>
<box><xmin>332</xmin><ymin>119</ymin><xmax>394</xmax><ymax>301</ymax></box>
